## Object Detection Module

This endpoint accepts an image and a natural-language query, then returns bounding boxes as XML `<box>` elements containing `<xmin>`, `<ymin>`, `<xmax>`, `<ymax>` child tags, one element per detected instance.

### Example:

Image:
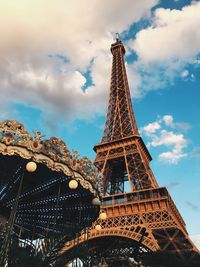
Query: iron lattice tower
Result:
<box><xmin>94</xmin><ymin>38</ymin><xmax>158</xmax><ymax>195</ymax></box>
<box><xmin>61</xmin><ymin>38</ymin><xmax>200</xmax><ymax>266</ymax></box>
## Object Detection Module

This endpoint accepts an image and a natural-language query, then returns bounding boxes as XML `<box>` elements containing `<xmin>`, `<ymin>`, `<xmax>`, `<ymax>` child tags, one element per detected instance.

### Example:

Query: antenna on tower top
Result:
<box><xmin>116</xmin><ymin>32</ymin><xmax>120</xmax><ymax>41</ymax></box>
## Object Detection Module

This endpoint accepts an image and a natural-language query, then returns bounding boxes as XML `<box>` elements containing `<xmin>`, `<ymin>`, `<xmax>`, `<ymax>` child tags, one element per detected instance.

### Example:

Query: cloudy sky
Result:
<box><xmin>0</xmin><ymin>0</ymin><xmax>200</xmax><ymax>248</ymax></box>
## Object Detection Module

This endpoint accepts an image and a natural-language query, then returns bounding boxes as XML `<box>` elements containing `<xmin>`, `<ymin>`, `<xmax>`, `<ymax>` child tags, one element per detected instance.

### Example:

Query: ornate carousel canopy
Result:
<box><xmin>0</xmin><ymin>120</ymin><xmax>101</xmax><ymax>239</ymax></box>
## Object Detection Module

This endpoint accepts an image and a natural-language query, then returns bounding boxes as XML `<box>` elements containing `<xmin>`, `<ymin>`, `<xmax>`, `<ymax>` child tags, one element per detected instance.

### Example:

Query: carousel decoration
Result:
<box><xmin>0</xmin><ymin>120</ymin><xmax>101</xmax><ymax>265</ymax></box>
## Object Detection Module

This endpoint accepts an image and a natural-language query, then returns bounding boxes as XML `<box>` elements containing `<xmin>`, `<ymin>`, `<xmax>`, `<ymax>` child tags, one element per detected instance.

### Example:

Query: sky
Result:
<box><xmin>0</xmin><ymin>0</ymin><xmax>200</xmax><ymax>249</ymax></box>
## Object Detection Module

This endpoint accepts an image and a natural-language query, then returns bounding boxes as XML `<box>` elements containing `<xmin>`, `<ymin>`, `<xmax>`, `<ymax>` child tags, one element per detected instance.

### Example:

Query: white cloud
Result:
<box><xmin>127</xmin><ymin>1</ymin><xmax>200</xmax><ymax>94</ymax></box>
<box><xmin>141</xmin><ymin>115</ymin><xmax>188</xmax><ymax>164</ymax></box>
<box><xmin>180</xmin><ymin>69</ymin><xmax>195</xmax><ymax>81</ymax></box>
<box><xmin>150</xmin><ymin>130</ymin><xmax>187</xmax><ymax>148</ymax></box>
<box><xmin>131</xmin><ymin>2</ymin><xmax>200</xmax><ymax>62</ymax></box>
<box><xmin>143</xmin><ymin>121</ymin><xmax>161</xmax><ymax>134</ymax></box>
<box><xmin>0</xmin><ymin>0</ymin><xmax>158</xmax><ymax>124</ymax></box>
<box><xmin>159</xmin><ymin>150</ymin><xmax>187</xmax><ymax>164</ymax></box>
<box><xmin>181</xmin><ymin>70</ymin><xmax>189</xmax><ymax>78</ymax></box>
<box><xmin>163</xmin><ymin>115</ymin><xmax>174</xmax><ymax>127</ymax></box>
<box><xmin>162</xmin><ymin>115</ymin><xmax>191</xmax><ymax>132</ymax></box>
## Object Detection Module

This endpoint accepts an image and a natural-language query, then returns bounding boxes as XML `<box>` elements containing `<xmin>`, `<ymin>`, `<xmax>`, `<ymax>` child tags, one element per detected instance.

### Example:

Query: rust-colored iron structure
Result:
<box><xmin>61</xmin><ymin>38</ymin><xmax>199</xmax><ymax>266</ymax></box>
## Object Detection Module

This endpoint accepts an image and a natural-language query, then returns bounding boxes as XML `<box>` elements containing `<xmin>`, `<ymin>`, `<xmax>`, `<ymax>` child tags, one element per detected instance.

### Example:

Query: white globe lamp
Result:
<box><xmin>26</xmin><ymin>161</ymin><xmax>37</xmax><ymax>172</ymax></box>
<box><xmin>99</xmin><ymin>212</ymin><xmax>107</xmax><ymax>220</ymax></box>
<box><xmin>69</xmin><ymin>179</ymin><xmax>78</xmax><ymax>190</ymax></box>
<box><xmin>92</xmin><ymin>197</ymin><xmax>101</xmax><ymax>206</ymax></box>
<box><xmin>95</xmin><ymin>224</ymin><xmax>102</xmax><ymax>231</ymax></box>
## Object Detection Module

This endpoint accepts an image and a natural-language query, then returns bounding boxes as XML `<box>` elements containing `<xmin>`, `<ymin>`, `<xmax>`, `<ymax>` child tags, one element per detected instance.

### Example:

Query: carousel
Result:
<box><xmin>0</xmin><ymin>120</ymin><xmax>101</xmax><ymax>266</ymax></box>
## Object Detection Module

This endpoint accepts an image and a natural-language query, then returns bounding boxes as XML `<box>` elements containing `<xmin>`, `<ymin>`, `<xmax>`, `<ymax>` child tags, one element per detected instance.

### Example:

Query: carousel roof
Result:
<box><xmin>0</xmin><ymin>120</ymin><xmax>101</xmax><ymax>239</ymax></box>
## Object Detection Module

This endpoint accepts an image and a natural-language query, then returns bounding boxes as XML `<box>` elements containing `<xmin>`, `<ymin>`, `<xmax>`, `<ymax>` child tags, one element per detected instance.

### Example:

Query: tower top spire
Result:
<box><xmin>111</xmin><ymin>34</ymin><xmax>125</xmax><ymax>55</ymax></box>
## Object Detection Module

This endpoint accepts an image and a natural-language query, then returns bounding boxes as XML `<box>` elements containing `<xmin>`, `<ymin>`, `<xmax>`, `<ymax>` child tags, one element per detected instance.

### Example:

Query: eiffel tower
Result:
<box><xmin>61</xmin><ymin>37</ymin><xmax>200</xmax><ymax>266</ymax></box>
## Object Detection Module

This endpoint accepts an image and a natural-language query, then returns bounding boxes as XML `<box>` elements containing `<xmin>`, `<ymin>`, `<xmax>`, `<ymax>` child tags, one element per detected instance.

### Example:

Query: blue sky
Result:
<box><xmin>0</xmin><ymin>0</ymin><xmax>200</xmax><ymax>247</ymax></box>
